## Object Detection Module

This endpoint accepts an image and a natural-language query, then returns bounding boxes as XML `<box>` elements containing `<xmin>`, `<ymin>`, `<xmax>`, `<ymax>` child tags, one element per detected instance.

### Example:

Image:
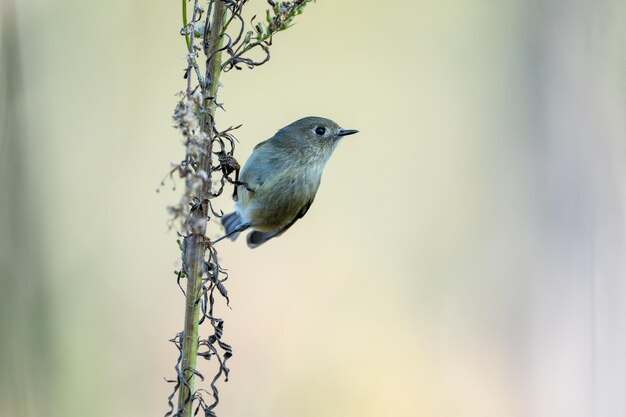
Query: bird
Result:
<box><xmin>215</xmin><ymin>116</ymin><xmax>358</xmax><ymax>248</ymax></box>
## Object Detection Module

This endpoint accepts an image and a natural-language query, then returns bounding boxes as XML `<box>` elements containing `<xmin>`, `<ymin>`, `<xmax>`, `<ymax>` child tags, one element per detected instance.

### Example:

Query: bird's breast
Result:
<box><xmin>242</xmin><ymin>166</ymin><xmax>322</xmax><ymax>231</ymax></box>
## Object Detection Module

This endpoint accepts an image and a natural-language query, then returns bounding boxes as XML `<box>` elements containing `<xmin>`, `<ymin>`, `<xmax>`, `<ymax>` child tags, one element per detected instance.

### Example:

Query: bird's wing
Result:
<box><xmin>237</xmin><ymin>144</ymin><xmax>275</xmax><ymax>206</ymax></box>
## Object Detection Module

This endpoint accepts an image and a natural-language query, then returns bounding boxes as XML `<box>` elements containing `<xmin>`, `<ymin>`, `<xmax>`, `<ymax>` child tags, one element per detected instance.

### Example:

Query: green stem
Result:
<box><xmin>176</xmin><ymin>2</ymin><xmax>226</xmax><ymax>417</ymax></box>
<box><xmin>182</xmin><ymin>0</ymin><xmax>190</xmax><ymax>50</ymax></box>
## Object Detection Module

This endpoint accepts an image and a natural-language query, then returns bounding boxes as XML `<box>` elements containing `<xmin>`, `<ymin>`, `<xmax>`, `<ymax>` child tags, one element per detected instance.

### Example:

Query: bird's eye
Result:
<box><xmin>314</xmin><ymin>126</ymin><xmax>326</xmax><ymax>136</ymax></box>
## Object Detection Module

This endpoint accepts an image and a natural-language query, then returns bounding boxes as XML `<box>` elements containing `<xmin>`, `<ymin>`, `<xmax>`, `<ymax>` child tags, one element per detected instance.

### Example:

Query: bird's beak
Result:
<box><xmin>337</xmin><ymin>129</ymin><xmax>359</xmax><ymax>137</ymax></box>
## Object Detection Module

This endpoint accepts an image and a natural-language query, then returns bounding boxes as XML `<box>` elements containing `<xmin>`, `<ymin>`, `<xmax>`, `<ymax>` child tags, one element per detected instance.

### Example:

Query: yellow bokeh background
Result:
<box><xmin>1</xmin><ymin>1</ymin><xmax>625</xmax><ymax>417</ymax></box>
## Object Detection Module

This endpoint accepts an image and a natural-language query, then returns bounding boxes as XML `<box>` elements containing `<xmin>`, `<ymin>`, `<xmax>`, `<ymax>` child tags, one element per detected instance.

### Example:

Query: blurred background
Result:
<box><xmin>1</xmin><ymin>0</ymin><xmax>625</xmax><ymax>416</ymax></box>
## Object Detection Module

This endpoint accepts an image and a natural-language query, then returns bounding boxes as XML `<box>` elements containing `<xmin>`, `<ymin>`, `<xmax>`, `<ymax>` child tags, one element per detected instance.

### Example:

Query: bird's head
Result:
<box><xmin>275</xmin><ymin>116</ymin><xmax>358</xmax><ymax>157</ymax></box>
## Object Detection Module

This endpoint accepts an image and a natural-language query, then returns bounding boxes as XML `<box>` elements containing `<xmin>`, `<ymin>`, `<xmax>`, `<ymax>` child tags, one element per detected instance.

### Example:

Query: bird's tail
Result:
<box><xmin>218</xmin><ymin>211</ymin><xmax>277</xmax><ymax>248</ymax></box>
<box><xmin>247</xmin><ymin>230</ymin><xmax>280</xmax><ymax>248</ymax></box>
<box><xmin>220</xmin><ymin>211</ymin><xmax>245</xmax><ymax>241</ymax></box>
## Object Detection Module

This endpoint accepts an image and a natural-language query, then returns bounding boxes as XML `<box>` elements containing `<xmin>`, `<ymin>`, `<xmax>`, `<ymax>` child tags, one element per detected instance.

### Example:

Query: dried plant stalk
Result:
<box><xmin>164</xmin><ymin>2</ymin><xmax>315</xmax><ymax>416</ymax></box>
<box><xmin>177</xmin><ymin>3</ymin><xmax>226</xmax><ymax>416</ymax></box>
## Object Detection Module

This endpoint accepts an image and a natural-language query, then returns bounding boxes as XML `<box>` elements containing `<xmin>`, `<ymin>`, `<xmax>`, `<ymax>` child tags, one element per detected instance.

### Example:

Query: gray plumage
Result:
<box><xmin>219</xmin><ymin>116</ymin><xmax>358</xmax><ymax>248</ymax></box>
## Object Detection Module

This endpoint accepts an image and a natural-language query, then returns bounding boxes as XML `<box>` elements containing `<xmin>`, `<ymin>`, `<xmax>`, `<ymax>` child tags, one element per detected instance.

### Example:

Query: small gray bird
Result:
<box><xmin>216</xmin><ymin>116</ymin><xmax>358</xmax><ymax>248</ymax></box>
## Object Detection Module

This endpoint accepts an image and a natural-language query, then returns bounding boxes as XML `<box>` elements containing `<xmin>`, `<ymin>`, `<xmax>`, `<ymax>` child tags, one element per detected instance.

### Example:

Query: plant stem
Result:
<box><xmin>182</xmin><ymin>0</ymin><xmax>190</xmax><ymax>50</ymax></box>
<box><xmin>176</xmin><ymin>1</ymin><xmax>226</xmax><ymax>416</ymax></box>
